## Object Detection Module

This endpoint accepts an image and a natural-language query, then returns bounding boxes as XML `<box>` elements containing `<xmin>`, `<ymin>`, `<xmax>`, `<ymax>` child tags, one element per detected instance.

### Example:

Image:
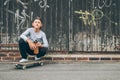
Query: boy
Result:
<box><xmin>19</xmin><ymin>17</ymin><xmax>49</xmax><ymax>62</ymax></box>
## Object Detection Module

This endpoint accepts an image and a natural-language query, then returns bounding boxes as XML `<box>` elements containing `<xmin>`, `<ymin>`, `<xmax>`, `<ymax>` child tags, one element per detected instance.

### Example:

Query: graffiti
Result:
<box><xmin>4</xmin><ymin>0</ymin><xmax>29</xmax><ymax>9</ymax></box>
<box><xmin>3</xmin><ymin>0</ymin><xmax>49</xmax><ymax>43</ymax></box>
<box><xmin>97</xmin><ymin>0</ymin><xmax>117</xmax><ymax>25</ymax></box>
<box><xmin>3</xmin><ymin>0</ymin><xmax>11</xmax><ymax>6</ymax></box>
<box><xmin>92</xmin><ymin>9</ymin><xmax>104</xmax><ymax>20</ymax></box>
<box><xmin>75</xmin><ymin>0</ymin><xmax>117</xmax><ymax>26</ymax></box>
<box><xmin>34</xmin><ymin>0</ymin><xmax>49</xmax><ymax>11</ymax></box>
<box><xmin>7</xmin><ymin>9</ymin><xmax>30</xmax><ymax>32</ymax></box>
<box><xmin>4</xmin><ymin>0</ymin><xmax>30</xmax><ymax>34</ymax></box>
<box><xmin>31</xmin><ymin>11</ymin><xmax>34</xmax><ymax>21</ymax></box>
<box><xmin>98</xmin><ymin>0</ymin><xmax>112</xmax><ymax>9</ymax></box>
<box><xmin>92</xmin><ymin>0</ymin><xmax>112</xmax><ymax>9</ymax></box>
<box><xmin>5</xmin><ymin>9</ymin><xmax>30</xmax><ymax>43</ymax></box>
<box><xmin>14</xmin><ymin>9</ymin><xmax>30</xmax><ymax>42</ymax></box>
<box><xmin>74</xmin><ymin>9</ymin><xmax>103</xmax><ymax>26</ymax></box>
<box><xmin>17</xmin><ymin>0</ymin><xmax>29</xmax><ymax>9</ymax></box>
<box><xmin>1</xmin><ymin>0</ymin><xmax>119</xmax><ymax>51</ymax></box>
<box><xmin>4</xmin><ymin>0</ymin><xmax>49</xmax><ymax>11</ymax></box>
<box><xmin>16</xmin><ymin>9</ymin><xmax>30</xmax><ymax>30</ymax></box>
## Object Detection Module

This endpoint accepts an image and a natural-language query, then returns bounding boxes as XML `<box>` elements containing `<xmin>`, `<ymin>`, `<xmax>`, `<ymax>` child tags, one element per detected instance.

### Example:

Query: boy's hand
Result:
<box><xmin>36</xmin><ymin>42</ymin><xmax>43</xmax><ymax>48</ymax></box>
<box><xmin>26</xmin><ymin>39</ymin><xmax>37</xmax><ymax>50</ymax></box>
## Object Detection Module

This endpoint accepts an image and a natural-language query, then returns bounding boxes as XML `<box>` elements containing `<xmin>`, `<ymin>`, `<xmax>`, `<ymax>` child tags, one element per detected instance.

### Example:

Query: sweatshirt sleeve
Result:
<box><xmin>20</xmin><ymin>28</ymin><xmax>30</xmax><ymax>41</ymax></box>
<box><xmin>42</xmin><ymin>33</ymin><xmax>49</xmax><ymax>47</ymax></box>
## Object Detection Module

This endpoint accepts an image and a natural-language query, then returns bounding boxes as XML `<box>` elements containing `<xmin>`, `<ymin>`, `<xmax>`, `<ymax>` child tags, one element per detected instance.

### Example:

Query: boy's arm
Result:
<box><xmin>20</xmin><ymin>28</ymin><xmax>30</xmax><ymax>41</ymax></box>
<box><xmin>20</xmin><ymin>28</ymin><xmax>36</xmax><ymax>50</ymax></box>
<box><xmin>42</xmin><ymin>33</ymin><xmax>49</xmax><ymax>47</ymax></box>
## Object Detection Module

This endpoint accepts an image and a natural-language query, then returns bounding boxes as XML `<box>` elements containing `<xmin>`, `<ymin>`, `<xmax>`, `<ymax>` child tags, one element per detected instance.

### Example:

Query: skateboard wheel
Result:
<box><xmin>40</xmin><ymin>63</ymin><xmax>44</xmax><ymax>66</ymax></box>
<box><xmin>22</xmin><ymin>66</ymin><xmax>26</xmax><ymax>70</ymax></box>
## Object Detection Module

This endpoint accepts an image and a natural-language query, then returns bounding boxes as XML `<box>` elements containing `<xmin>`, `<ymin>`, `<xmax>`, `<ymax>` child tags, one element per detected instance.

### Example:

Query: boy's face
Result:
<box><xmin>32</xmin><ymin>19</ymin><xmax>42</xmax><ymax>29</ymax></box>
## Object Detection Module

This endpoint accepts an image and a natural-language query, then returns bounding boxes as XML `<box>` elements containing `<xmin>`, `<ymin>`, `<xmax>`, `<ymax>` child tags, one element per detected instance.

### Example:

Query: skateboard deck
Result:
<box><xmin>15</xmin><ymin>60</ymin><xmax>45</xmax><ymax>69</ymax></box>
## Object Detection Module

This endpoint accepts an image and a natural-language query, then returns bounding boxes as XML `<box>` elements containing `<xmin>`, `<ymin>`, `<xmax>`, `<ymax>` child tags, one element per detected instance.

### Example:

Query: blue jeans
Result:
<box><xmin>19</xmin><ymin>38</ymin><xmax>48</xmax><ymax>59</ymax></box>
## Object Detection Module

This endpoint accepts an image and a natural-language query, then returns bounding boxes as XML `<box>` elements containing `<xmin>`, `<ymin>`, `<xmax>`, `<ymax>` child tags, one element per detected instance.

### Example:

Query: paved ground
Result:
<box><xmin>0</xmin><ymin>61</ymin><xmax>120</xmax><ymax>80</ymax></box>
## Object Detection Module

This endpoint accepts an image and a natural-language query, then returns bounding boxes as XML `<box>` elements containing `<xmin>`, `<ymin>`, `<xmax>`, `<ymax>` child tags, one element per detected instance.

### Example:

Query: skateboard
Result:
<box><xmin>15</xmin><ymin>60</ymin><xmax>45</xmax><ymax>69</ymax></box>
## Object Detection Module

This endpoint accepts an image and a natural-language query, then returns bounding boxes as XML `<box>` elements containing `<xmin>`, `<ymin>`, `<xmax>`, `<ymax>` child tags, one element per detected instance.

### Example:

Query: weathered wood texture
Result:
<box><xmin>0</xmin><ymin>0</ymin><xmax>120</xmax><ymax>52</ymax></box>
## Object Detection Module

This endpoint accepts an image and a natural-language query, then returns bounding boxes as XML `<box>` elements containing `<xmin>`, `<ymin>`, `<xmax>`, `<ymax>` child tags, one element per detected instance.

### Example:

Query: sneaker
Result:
<box><xmin>35</xmin><ymin>56</ymin><xmax>41</xmax><ymax>61</ymax></box>
<box><xmin>19</xmin><ymin>59</ymin><xmax>28</xmax><ymax>62</ymax></box>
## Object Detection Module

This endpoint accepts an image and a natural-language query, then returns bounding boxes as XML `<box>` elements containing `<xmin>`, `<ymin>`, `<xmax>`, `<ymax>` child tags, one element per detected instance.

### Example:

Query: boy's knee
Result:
<box><xmin>42</xmin><ymin>47</ymin><xmax>48</xmax><ymax>51</ymax></box>
<box><xmin>19</xmin><ymin>38</ymin><xmax>26</xmax><ymax>44</ymax></box>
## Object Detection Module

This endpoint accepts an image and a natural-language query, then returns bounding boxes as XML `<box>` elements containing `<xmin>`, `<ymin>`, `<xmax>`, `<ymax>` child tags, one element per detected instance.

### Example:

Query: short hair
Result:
<box><xmin>32</xmin><ymin>16</ymin><xmax>43</xmax><ymax>23</ymax></box>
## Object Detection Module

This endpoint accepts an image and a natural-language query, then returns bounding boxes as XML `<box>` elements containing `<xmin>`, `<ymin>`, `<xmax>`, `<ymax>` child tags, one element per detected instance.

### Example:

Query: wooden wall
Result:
<box><xmin>0</xmin><ymin>0</ymin><xmax>120</xmax><ymax>52</ymax></box>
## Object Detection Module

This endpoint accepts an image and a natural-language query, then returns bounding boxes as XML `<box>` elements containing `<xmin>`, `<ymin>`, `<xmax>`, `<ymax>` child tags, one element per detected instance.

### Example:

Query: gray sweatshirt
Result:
<box><xmin>20</xmin><ymin>28</ymin><xmax>49</xmax><ymax>47</ymax></box>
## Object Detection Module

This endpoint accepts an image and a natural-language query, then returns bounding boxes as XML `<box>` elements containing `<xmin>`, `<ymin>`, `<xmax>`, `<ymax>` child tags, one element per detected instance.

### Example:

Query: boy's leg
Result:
<box><xmin>19</xmin><ymin>38</ymin><xmax>34</xmax><ymax>59</ymax></box>
<box><xmin>19</xmin><ymin>38</ymin><xmax>28</xmax><ymax>59</ymax></box>
<box><xmin>19</xmin><ymin>38</ymin><xmax>47</xmax><ymax>60</ymax></box>
<box><xmin>36</xmin><ymin>47</ymin><xmax>48</xmax><ymax>58</ymax></box>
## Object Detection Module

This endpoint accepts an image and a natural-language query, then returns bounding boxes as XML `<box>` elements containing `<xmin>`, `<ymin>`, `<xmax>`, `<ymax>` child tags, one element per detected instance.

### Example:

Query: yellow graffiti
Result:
<box><xmin>74</xmin><ymin>10</ymin><xmax>104</xmax><ymax>26</ymax></box>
